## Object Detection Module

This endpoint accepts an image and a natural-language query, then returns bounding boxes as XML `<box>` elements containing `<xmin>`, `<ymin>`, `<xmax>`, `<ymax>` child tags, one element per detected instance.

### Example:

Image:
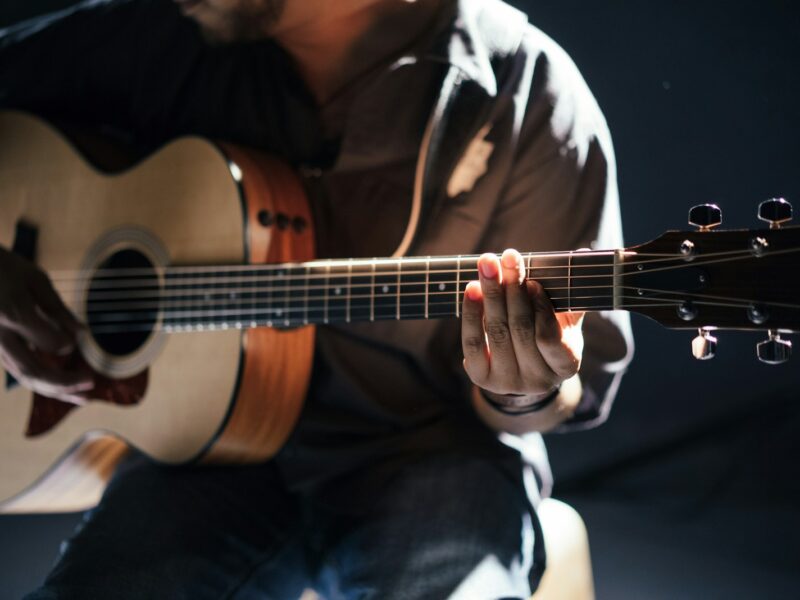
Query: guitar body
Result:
<box><xmin>0</xmin><ymin>112</ymin><xmax>315</xmax><ymax>513</ymax></box>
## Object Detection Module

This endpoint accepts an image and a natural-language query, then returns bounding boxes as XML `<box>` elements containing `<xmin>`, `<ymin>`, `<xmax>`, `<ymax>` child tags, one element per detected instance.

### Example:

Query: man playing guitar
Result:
<box><xmin>0</xmin><ymin>0</ymin><xmax>631</xmax><ymax>597</ymax></box>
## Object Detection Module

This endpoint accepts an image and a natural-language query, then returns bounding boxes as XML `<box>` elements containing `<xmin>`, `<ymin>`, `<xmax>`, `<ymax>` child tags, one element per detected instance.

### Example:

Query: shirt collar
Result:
<box><xmin>423</xmin><ymin>0</ymin><xmax>527</xmax><ymax>98</ymax></box>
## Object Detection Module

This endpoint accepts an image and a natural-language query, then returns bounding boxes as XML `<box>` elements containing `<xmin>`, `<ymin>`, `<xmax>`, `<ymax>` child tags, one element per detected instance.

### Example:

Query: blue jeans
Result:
<box><xmin>27</xmin><ymin>450</ymin><xmax>544</xmax><ymax>599</ymax></box>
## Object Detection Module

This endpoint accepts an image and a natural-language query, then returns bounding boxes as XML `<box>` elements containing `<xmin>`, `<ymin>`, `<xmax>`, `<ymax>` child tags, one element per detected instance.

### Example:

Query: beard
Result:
<box><xmin>190</xmin><ymin>0</ymin><xmax>287</xmax><ymax>44</ymax></box>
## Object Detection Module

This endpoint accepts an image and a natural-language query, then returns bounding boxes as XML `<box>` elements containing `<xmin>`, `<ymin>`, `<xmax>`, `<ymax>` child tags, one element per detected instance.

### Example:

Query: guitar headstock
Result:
<box><xmin>621</xmin><ymin>199</ymin><xmax>799</xmax><ymax>364</ymax></box>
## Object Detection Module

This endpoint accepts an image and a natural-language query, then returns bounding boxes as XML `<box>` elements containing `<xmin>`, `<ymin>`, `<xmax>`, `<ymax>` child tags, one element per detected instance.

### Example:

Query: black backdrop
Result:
<box><xmin>1</xmin><ymin>1</ymin><xmax>799</xmax><ymax>598</ymax></box>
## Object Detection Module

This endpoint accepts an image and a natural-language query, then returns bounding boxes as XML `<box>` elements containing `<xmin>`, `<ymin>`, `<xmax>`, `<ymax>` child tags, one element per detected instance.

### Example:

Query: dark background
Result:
<box><xmin>2</xmin><ymin>1</ymin><xmax>800</xmax><ymax>598</ymax></box>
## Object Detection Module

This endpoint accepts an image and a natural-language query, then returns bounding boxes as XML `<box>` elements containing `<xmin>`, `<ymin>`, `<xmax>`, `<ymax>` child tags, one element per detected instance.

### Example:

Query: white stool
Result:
<box><xmin>532</xmin><ymin>498</ymin><xmax>595</xmax><ymax>600</ymax></box>
<box><xmin>299</xmin><ymin>497</ymin><xmax>594</xmax><ymax>600</ymax></box>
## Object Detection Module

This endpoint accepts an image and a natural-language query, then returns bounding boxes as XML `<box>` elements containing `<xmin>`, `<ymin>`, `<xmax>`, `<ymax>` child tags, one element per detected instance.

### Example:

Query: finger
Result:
<box><xmin>556</xmin><ymin>311</ymin><xmax>586</xmax><ymax>362</ymax></box>
<box><xmin>461</xmin><ymin>280</ymin><xmax>489</xmax><ymax>385</ymax></box>
<box><xmin>9</xmin><ymin>303</ymin><xmax>75</xmax><ymax>354</ymax></box>
<box><xmin>528</xmin><ymin>280</ymin><xmax>581</xmax><ymax>380</ymax></box>
<box><xmin>29</xmin><ymin>272</ymin><xmax>83</xmax><ymax>336</ymax></box>
<box><xmin>501</xmin><ymin>250</ymin><xmax>552</xmax><ymax>389</ymax></box>
<box><xmin>0</xmin><ymin>330</ymin><xmax>93</xmax><ymax>401</ymax></box>
<box><xmin>477</xmin><ymin>253</ymin><xmax>518</xmax><ymax>384</ymax></box>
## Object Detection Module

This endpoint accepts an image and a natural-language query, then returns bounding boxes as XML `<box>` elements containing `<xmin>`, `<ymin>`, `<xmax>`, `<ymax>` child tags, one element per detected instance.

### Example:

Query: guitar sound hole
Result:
<box><xmin>87</xmin><ymin>249</ymin><xmax>159</xmax><ymax>357</ymax></box>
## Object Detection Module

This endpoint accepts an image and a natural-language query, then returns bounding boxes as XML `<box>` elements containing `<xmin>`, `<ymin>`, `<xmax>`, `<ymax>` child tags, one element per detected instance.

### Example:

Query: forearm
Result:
<box><xmin>472</xmin><ymin>374</ymin><xmax>582</xmax><ymax>435</ymax></box>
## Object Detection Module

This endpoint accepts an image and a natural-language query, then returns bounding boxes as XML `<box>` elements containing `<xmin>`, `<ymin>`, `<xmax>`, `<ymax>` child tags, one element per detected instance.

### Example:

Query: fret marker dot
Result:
<box><xmin>382</xmin><ymin>285</ymin><xmax>389</xmax><ymax>294</ymax></box>
<box><xmin>276</xmin><ymin>309</ymin><xmax>283</xmax><ymax>317</ymax></box>
<box><xmin>438</xmin><ymin>283</ymin><xmax>446</xmax><ymax>291</ymax></box>
<box><xmin>335</xmin><ymin>287</ymin><xmax>342</xmax><ymax>295</ymax></box>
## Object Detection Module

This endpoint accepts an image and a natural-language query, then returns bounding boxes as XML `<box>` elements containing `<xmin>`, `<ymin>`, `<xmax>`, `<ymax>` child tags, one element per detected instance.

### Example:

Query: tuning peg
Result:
<box><xmin>757</xmin><ymin>330</ymin><xmax>792</xmax><ymax>365</ymax></box>
<box><xmin>692</xmin><ymin>328</ymin><xmax>717</xmax><ymax>360</ymax></box>
<box><xmin>688</xmin><ymin>204</ymin><xmax>722</xmax><ymax>231</ymax></box>
<box><xmin>758</xmin><ymin>198</ymin><xmax>792</xmax><ymax>229</ymax></box>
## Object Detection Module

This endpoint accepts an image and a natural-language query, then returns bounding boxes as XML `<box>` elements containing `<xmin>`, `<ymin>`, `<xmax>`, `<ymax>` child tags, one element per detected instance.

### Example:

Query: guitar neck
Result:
<box><xmin>154</xmin><ymin>250</ymin><xmax>621</xmax><ymax>332</ymax></box>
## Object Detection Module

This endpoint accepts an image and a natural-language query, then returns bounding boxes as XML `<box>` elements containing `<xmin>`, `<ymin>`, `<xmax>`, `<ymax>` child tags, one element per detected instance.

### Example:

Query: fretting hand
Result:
<box><xmin>461</xmin><ymin>248</ymin><xmax>585</xmax><ymax>415</ymax></box>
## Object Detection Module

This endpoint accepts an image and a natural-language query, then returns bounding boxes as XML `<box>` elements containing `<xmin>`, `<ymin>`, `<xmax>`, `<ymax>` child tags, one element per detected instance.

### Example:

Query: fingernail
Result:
<box><xmin>56</xmin><ymin>342</ymin><xmax>76</xmax><ymax>357</ymax></box>
<box><xmin>479</xmin><ymin>257</ymin><xmax>497</xmax><ymax>279</ymax></box>
<box><xmin>465</xmin><ymin>282</ymin><xmax>482</xmax><ymax>301</ymax></box>
<box><xmin>501</xmin><ymin>252</ymin><xmax>518</xmax><ymax>269</ymax></box>
<box><xmin>70</xmin><ymin>381</ymin><xmax>94</xmax><ymax>392</ymax></box>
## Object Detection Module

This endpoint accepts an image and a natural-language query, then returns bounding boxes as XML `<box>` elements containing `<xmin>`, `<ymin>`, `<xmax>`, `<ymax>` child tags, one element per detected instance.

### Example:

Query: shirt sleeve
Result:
<box><xmin>481</xmin><ymin>27</ymin><xmax>634</xmax><ymax>431</ymax></box>
<box><xmin>0</xmin><ymin>0</ymin><xmax>158</xmax><ymax>134</ymax></box>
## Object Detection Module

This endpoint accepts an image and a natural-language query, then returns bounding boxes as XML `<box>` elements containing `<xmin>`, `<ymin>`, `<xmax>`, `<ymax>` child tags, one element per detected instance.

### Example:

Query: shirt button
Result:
<box><xmin>298</xmin><ymin>164</ymin><xmax>323</xmax><ymax>179</ymax></box>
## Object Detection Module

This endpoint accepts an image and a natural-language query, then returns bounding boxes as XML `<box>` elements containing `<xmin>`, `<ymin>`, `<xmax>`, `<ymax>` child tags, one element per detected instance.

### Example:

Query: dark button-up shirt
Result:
<box><xmin>0</xmin><ymin>0</ymin><xmax>633</xmax><ymax>497</ymax></box>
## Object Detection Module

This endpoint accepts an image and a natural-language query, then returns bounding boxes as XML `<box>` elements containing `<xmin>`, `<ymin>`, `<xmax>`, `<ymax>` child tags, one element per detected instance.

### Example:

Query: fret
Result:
<box><xmin>195</xmin><ymin>270</ymin><xmax>213</xmax><ymax>329</ymax></box>
<box><xmin>375</xmin><ymin>260</ymin><xmax>399</xmax><ymax>321</ymax></box>
<box><xmin>244</xmin><ymin>266</ymin><xmax>258</xmax><ymax>328</ymax></box>
<box><xmin>459</xmin><ymin>256</ymin><xmax>480</xmax><ymax>292</ymax></box>
<box><xmin>349</xmin><ymin>262</ymin><xmax>373</xmax><ymax>322</ymax></box>
<box><xmin>370</xmin><ymin>262</ymin><xmax>376</xmax><ymax>322</ymax></box>
<box><xmin>211</xmin><ymin>267</ymin><xmax>228</xmax><ymax>329</ymax></box>
<box><xmin>285</xmin><ymin>265</ymin><xmax>306</xmax><ymax>327</ymax></box>
<box><xmin>328</xmin><ymin>264</ymin><xmax>348</xmax><ymax>323</ymax></box>
<box><xmin>567</xmin><ymin>251</ymin><xmax>574</xmax><ymax>312</ymax></box>
<box><xmin>227</xmin><ymin>268</ymin><xmax>244</xmax><ymax>328</ymax></box>
<box><xmin>167</xmin><ymin>269</ymin><xmax>212</xmax><ymax>330</ymax></box>
<box><xmin>262</xmin><ymin>266</ymin><xmax>274</xmax><ymax>327</ymax></box>
<box><xmin>324</xmin><ymin>264</ymin><xmax>330</xmax><ymax>324</ymax></box>
<box><xmin>396</xmin><ymin>259</ymin><xmax>401</xmax><ymax>320</ymax></box>
<box><xmin>238</xmin><ymin>268</ymin><xmax>259</xmax><ymax>329</ymax></box>
<box><xmin>307</xmin><ymin>264</ymin><xmax>327</xmax><ymax>325</ymax></box>
<box><xmin>399</xmin><ymin>260</ymin><xmax>427</xmax><ymax>320</ymax></box>
<box><xmin>455</xmin><ymin>255</ymin><xmax>462</xmax><ymax>318</ymax></box>
<box><xmin>303</xmin><ymin>265</ymin><xmax>310</xmax><ymax>325</ymax></box>
<box><xmin>346</xmin><ymin>261</ymin><xmax>352</xmax><ymax>323</ymax></box>
<box><xmin>232</xmin><ymin>268</ymin><xmax>242</xmax><ymax>329</ymax></box>
<box><xmin>428</xmin><ymin>259</ymin><xmax>458</xmax><ymax>318</ymax></box>
<box><xmin>424</xmin><ymin>257</ymin><xmax>430</xmax><ymax>319</ymax></box>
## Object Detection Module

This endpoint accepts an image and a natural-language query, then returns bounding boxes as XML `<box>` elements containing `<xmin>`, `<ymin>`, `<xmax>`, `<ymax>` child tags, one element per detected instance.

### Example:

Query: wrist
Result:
<box><xmin>479</xmin><ymin>384</ymin><xmax>562</xmax><ymax>416</ymax></box>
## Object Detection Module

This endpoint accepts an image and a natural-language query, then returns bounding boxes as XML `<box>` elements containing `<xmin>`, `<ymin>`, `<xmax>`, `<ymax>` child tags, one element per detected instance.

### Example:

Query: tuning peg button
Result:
<box><xmin>758</xmin><ymin>198</ymin><xmax>792</xmax><ymax>229</ymax></box>
<box><xmin>688</xmin><ymin>204</ymin><xmax>722</xmax><ymax>231</ymax></box>
<box><xmin>692</xmin><ymin>329</ymin><xmax>717</xmax><ymax>360</ymax></box>
<box><xmin>757</xmin><ymin>331</ymin><xmax>791</xmax><ymax>365</ymax></box>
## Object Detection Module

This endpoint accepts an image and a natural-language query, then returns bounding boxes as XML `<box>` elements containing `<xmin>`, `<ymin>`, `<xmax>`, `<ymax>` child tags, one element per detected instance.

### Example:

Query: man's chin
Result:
<box><xmin>176</xmin><ymin>0</ymin><xmax>284</xmax><ymax>45</ymax></box>
<box><xmin>192</xmin><ymin>13</ymin><xmax>267</xmax><ymax>45</ymax></box>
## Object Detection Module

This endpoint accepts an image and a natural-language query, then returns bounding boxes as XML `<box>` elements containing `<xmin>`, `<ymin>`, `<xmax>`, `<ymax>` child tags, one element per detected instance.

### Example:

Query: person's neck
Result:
<box><xmin>273</xmin><ymin>1</ymin><xmax>442</xmax><ymax>105</ymax></box>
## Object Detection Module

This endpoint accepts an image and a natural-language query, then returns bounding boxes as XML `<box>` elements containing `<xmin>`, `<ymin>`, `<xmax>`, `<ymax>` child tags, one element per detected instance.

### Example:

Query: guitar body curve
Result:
<box><xmin>0</xmin><ymin>112</ymin><xmax>314</xmax><ymax>512</ymax></box>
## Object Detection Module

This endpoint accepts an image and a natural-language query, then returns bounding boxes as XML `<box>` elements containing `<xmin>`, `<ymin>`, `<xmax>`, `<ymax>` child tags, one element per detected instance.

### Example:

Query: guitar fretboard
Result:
<box><xmin>150</xmin><ymin>251</ymin><xmax>619</xmax><ymax>332</ymax></box>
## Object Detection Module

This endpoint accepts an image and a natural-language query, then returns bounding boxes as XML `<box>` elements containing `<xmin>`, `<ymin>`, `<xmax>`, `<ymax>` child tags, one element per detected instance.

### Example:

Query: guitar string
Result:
<box><xmin>52</xmin><ymin>248</ymin><xmax>800</xmax><ymax>314</ymax></box>
<box><xmin>51</xmin><ymin>245</ymin><xmax>797</xmax><ymax>298</ymax></box>
<box><xmin>78</xmin><ymin>291</ymin><xmax>775</xmax><ymax>326</ymax></box>
<box><xmin>46</xmin><ymin>246</ymin><xmax>766</xmax><ymax>284</ymax></box>
<box><xmin>73</xmin><ymin>283</ymin><xmax>800</xmax><ymax>316</ymax></box>
<box><xmin>55</xmin><ymin>270</ymin><xmax>615</xmax><ymax>299</ymax></box>
<box><xmin>84</xmin><ymin>291</ymin><xmax>622</xmax><ymax>323</ymax></box>
<box><xmin>69</xmin><ymin>277</ymin><xmax>617</xmax><ymax>303</ymax></box>
<box><xmin>82</xmin><ymin>298</ymin><xmax>739</xmax><ymax>335</ymax></box>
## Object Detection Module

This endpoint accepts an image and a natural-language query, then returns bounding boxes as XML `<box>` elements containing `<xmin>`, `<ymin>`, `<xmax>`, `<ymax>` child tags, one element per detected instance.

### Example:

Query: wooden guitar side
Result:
<box><xmin>203</xmin><ymin>145</ymin><xmax>315</xmax><ymax>464</ymax></box>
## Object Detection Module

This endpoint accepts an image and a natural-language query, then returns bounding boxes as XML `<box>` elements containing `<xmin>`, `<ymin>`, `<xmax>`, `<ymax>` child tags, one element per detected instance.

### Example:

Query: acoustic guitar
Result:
<box><xmin>1</xmin><ymin>112</ymin><xmax>798</xmax><ymax>513</ymax></box>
